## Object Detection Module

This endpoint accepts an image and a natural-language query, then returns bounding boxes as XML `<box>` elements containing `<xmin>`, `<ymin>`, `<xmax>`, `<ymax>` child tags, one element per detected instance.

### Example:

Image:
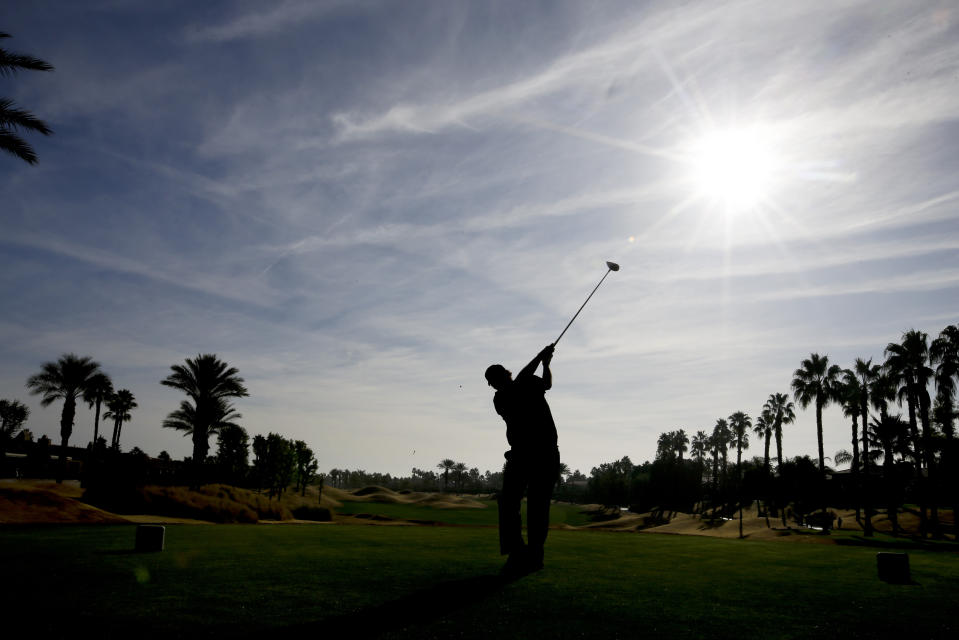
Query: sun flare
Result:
<box><xmin>688</xmin><ymin>126</ymin><xmax>779</xmax><ymax>212</ymax></box>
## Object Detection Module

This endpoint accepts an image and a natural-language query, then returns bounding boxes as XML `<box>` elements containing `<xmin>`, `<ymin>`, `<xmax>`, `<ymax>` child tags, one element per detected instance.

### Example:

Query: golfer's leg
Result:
<box><xmin>498</xmin><ymin>459</ymin><xmax>525</xmax><ymax>555</ymax></box>
<box><xmin>526</xmin><ymin>450</ymin><xmax>559</xmax><ymax>565</ymax></box>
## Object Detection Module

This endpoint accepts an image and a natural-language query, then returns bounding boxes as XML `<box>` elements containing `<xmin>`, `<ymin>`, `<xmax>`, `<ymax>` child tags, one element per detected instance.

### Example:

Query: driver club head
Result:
<box><xmin>606</xmin><ymin>261</ymin><xmax>620</xmax><ymax>272</ymax></box>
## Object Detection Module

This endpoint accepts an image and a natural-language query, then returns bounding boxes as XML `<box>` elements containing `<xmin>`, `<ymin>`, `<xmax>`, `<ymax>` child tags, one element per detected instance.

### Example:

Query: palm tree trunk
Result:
<box><xmin>192</xmin><ymin>428</ymin><xmax>209</xmax><ymax>489</ymax></box>
<box><xmin>764</xmin><ymin>432</ymin><xmax>771</xmax><ymax>473</ymax></box>
<box><xmin>906</xmin><ymin>392</ymin><xmax>928</xmax><ymax>537</ymax></box>
<box><xmin>883</xmin><ymin>450</ymin><xmax>898</xmax><ymax>535</ymax></box>
<box><xmin>919</xmin><ymin>392</ymin><xmax>939</xmax><ymax>535</ymax></box>
<box><xmin>775</xmin><ymin>423</ymin><xmax>784</xmax><ymax>473</ymax></box>
<box><xmin>711</xmin><ymin>451</ymin><xmax>719</xmax><ymax>516</ymax></box>
<box><xmin>776</xmin><ymin>423</ymin><xmax>787</xmax><ymax>527</ymax></box>
<box><xmin>861</xmin><ymin>407</ymin><xmax>873</xmax><ymax>537</ymax></box>
<box><xmin>57</xmin><ymin>396</ymin><xmax>76</xmax><ymax>484</ymax></box>
<box><xmin>945</xmin><ymin>430</ymin><xmax>959</xmax><ymax>540</ymax></box>
<box><xmin>851</xmin><ymin>413</ymin><xmax>861</xmax><ymax>522</ymax></box>
<box><xmin>93</xmin><ymin>400</ymin><xmax>102</xmax><ymax>443</ymax></box>
<box><xmin>860</xmin><ymin>396</ymin><xmax>873</xmax><ymax>536</ymax></box>
<box><xmin>816</xmin><ymin>400</ymin><xmax>825</xmax><ymax>475</ymax></box>
<box><xmin>816</xmin><ymin>400</ymin><xmax>828</xmax><ymax>524</ymax></box>
<box><xmin>878</xmin><ymin>407</ymin><xmax>900</xmax><ymax>535</ymax></box>
<box><xmin>711</xmin><ymin>452</ymin><xmax>719</xmax><ymax>491</ymax></box>
<box><xmin>737</xmin><ymin>443</ymin><xmax>744</xmax><ymax>538</ymax></box>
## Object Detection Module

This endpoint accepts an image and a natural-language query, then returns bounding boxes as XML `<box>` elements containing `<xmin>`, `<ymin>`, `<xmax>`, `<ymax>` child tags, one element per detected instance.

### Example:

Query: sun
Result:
<box><xmin>687</xmin><ymin>126</ymin><xmax>779</xmax><ymax>213</ymax></box>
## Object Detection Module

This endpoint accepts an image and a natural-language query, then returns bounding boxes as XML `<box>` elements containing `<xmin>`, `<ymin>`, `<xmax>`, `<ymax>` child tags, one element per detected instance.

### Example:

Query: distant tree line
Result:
<box><xmin>325</xmin><ymin>462</ymin><xmax>507</xmax><ymax>494</ymax></box>
<box><xmin>584</xmin><ymin>324</ymin><xmax>958</xmax><ymax>540</ymax></box>
<box><xmin>3</xmin><ymin>353</ymin><xmax>319</xmax><ymax>503</ymax></box>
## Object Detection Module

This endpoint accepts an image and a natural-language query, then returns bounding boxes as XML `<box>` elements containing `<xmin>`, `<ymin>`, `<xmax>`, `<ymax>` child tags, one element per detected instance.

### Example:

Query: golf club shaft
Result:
<box><xmin>554</xmin><ymin>267</ymin><xmax>613</xmax><ymax>346</ymax></box>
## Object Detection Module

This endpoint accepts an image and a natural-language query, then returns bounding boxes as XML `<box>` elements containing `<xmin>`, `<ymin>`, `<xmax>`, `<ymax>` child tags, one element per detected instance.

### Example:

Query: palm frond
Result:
<box><xmin>0</xmin><ymin>129</ymin><xmax>39</xmax><ymax>164</ymax></box>
<box><xmin>0</xmin><ymin>98</ymin><xmax>53</xmax><ymax>134</ymax></box>
<box><xmin>0</xmin><ymin>47</ymin><xmax>54</xmax><ymax>76</ymax></box>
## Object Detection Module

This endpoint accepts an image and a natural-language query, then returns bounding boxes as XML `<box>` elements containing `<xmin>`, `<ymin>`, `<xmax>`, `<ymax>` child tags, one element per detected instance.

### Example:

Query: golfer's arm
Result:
<box><xmin>542</xmin><ymin>361</ymin><xmax>552</xmax><ymax>390</ymax></box>
<box><xmin>516</xmin><ymin>353</ymin><xmax>542</xmax><ymax>380</ymax></box>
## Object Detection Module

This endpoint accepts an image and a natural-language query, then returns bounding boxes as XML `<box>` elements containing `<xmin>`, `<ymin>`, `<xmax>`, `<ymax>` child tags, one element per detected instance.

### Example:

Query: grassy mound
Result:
<box><xmin>352</xmin><ymin>485</ymin><xmax>395</xmax><ymax>496</ymax></box>
<box><xmin>0</xmin><ymin>483</ymin><xmax>127</xmax><ymax>524</ymax></box>
<box><xmin>83</xmin><ymin>484</ymin><xmax>293</xmax><ymax>523</ymax></box>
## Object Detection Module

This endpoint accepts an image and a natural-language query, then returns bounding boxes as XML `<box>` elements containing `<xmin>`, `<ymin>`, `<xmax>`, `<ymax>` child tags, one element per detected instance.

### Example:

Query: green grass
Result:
<box><xmin>334</xmin><ymin>498</ymin><xmax>592</xmax><ymax>527</ymax></box>
<box><xmin>1</xmin><ymin>524</ymin><xmax>957</xmax><ymax>638</ymax></box>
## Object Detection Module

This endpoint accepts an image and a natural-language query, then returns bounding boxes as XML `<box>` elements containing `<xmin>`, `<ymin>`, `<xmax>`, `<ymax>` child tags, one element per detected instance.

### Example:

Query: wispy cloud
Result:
<box><xmin>1</xmin><ymin>232</ymin><xmax>279</xmax><ymax>309</ymax></box>
<box><xmin>183</xmin><ymin>0</ymin><xmax>356</xmax><ymax>43</ymax></box>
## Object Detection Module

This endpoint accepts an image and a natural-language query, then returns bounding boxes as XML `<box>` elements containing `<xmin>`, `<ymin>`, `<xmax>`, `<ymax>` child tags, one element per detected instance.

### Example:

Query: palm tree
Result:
<box><xmin>931</xmin><ymin>324</ymin><xmax>959</xmax><ymax>538</ymax></box>
<box><xmin>708</xmin><ymin>429</ymin><xmax>722</xmax><ymax>496</ymax></box>
<box><xmin>791</xmin><ymin>353</ymin><xmax>842</xmax><ymax>476</ymax></box>
<box><xmin>0</xmin><ymin>398</ymin><xmax>30</xmax><ymax>458</ymax></box>
<box><xmin>691</xmin><ymin>430</ymin><xmax>709</xmax><ymax>506</ymax></box>
<box><xmin>1</xmin><ymin>32</ymin><xmax>54</xmax><ymax>165</ymax></box>
<box><xmin>728</xmin><ymin>411</ymin><xmax>751</xmax><ymax>538</ymax></box>
<box><xmin>763</xmin><ymin>392</ymin><xmax>795</xmax><ymax>476</ymax></box>
<box><xmin>674</xmin><ymin>429</ymin><xmax>689</xmax><ymax>461</ymax></box>
<box><xmin>885</xmin><ymin>330</ymin><xmax>936</xmax><ymax>535</ymax></box>
<box><xmin>839</xmin><ymin>369</ymin><xmax>863</xmax><ymax>524</ymax></box>
<box><xmin>869</xmin><ymin>369</ymin><xmax>896</xmax><ymax>423</ymax></box>
<box><xmin>839</xmin><ymin>370</ymin><xmax>862</xmax><ymax>476</ymax></box>
<box><xmin>453</xmin><ymin>461</ymin><xmax>467</xmax><ymax>492</ymax></box>
<box><xmin>161</xmin><ymin>354</ymin><xmax>249</xmax><ymax>484</ymax></box>
<box><xmin>690</xmin><ymin>431</ymin><xmax>708</xmax><ymax>462</ymax></box>
<box><xmin>852</xmin><ymin>358</ymin><xmax>880</xmax><ymax>536</ymax></box>
<box><xmin>728</xmin><ymin>412</ymin><xmax>751</xmax><ymax>474</ymax></box>
<box><xmin>656</xmin><ymin>430</ymin><xmax>689</xmax><ymax>462</ymax></box>
<box><xmin>868</xmin><ymin>413</ymin><xmax>910</xmax><ymax>535</ymax></box>
<box><xmin>833</xmin><ymin>450</ymin><xmax>853</xmax><ymax>467</ymax></box>
<box><xmin>712</xmin><ymin>418</ymin><xmax>732</xmax><ymax>486</ymax></box>
<box><xmin>706</xmin><ymin>421</ymin><xmax>732</xmax><ymax>517</ymax></box>
<box><xmin>437</xmin><ymin>458</ymin><xmax>456</xmax><ymax>492</ymax></box>
<box><xmin>26</xmin><ymin>354</ymin><xmax>102</xmax><ymax>482</ymax></box>
<box><xmin>752</xmin><ymin>411</ymin><xmax>773</xmax><ymax>474</ymax></box>
<box><xmin>103</xmin><ymin>389</ymin><xmax>137</xmax><ymax>449</ymax></box>
<box><xmin>163</xmin><ymin>397</ymin><xmax>242</xmax><ymax>442</ymax></box>
<box><xmin>656</xmin><ymin>432</ymin><xmax>673</xmax><ymax>461</ymax></box>
<box><xmin>82</xmin><ymin>373</ymin><xmax>113</xmax><ymax>446</ymax></box>
<box><xmin>931</xmin><ymin>324</ymin><xmax>958</xmax><ymax>440</ymax></box>
<box><xmin>763</xmin><ymin>392</ymin><xmax>796</xmax><ymax>527</ymax></box>
<box><xmin>885</xmin><ymin>330</ymin><xmax>934</xmax><ymax>470</ymax></box>
<box><xmin>752</xmin><ymin>410</ymin><xmax>773</xmax><ymax>527</ymax></box>
<box><xmin>556</xmin><ymin>462</ymin><xmax>571</xmax><ymax>496</ymax></box>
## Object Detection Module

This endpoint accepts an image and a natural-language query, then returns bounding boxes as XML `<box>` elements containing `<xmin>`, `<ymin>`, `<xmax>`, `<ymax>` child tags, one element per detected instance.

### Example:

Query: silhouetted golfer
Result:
<box><xmin>485</xmin><ymin>344</ymin><xmax>560</xmax><ymax>575</ymax></box>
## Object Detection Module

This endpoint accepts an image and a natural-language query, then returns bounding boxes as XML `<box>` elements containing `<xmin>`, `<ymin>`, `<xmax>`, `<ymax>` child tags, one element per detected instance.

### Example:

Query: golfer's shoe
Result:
<box><xmin>500</xmin><ymin>549</ymin><xmax>531</xmax><ymax>577</ymax></box>
<box><xmin>527</xmin><ymin>547</ymin><xmax>544</xmax><ymax>572</ymax></box>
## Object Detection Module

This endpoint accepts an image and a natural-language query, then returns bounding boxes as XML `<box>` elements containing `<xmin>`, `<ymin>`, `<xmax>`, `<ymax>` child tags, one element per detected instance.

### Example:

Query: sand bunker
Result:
<box><xmin>572</xmin><ymin>505</ymin><xmax>850</xmax><ymax>540</ymax></box>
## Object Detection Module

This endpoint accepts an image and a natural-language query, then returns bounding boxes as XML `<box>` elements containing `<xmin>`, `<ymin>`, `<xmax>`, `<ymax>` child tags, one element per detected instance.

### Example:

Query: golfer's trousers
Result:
<box><xmin>498</xmin><ymin>447</ymin><xmax>560</xmax><ymax>555</ymax></box>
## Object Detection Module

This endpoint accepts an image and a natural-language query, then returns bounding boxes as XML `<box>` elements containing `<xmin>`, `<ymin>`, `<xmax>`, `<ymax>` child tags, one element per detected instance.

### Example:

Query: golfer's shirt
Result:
<box><xmin>493</xmin><ymin>374</ymin><xmax>558</xmax><ymax>454</ymax></box>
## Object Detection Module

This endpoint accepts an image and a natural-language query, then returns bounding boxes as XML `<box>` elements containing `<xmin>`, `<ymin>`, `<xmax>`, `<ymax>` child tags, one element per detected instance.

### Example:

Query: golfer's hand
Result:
<box><xmin>540</xmin><ymin>344</ymin><xmax>555</xmax><ymax>364</ymax></box>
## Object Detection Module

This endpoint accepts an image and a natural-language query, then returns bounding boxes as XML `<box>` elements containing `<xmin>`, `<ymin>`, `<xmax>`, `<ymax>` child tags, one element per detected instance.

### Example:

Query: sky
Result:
<box><xmin>2</xmin><ymin>0</ymin><xmax>958</xmax><ymax>477</ymax></box>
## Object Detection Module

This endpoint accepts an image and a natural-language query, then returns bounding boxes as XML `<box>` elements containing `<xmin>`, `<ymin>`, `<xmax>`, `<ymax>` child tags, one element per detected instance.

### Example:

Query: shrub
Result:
<box><xmin>291</xmin><ymin>505</ymin><xmax>332</xmax><ymax>521</ymax></box>
<box><xmin>83</xmin><ymin>483</ymin><xmax>294</xmax><ymax>523</ymax></box>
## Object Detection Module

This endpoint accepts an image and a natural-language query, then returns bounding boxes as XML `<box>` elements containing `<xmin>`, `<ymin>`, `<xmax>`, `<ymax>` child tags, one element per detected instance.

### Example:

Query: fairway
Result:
<box><xmin>2</xmin><ymin>524</ymin><xmax>956</xmax><ymax>639</ymax></box>
<box><xmin>335</xmin><ymin>498</ymin><xmax>592</xmax><ymax>527</ymax></box>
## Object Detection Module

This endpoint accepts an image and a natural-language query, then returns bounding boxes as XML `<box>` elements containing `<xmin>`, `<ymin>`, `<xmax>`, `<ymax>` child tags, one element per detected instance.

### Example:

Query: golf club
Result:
<box><xmin>554</xmin><ymin>261</ymin><xmax>620</xmax><ymax>346</ymax></box>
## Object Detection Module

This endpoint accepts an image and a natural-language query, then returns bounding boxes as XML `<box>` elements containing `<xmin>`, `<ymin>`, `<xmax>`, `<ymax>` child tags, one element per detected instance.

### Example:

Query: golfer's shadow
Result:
<box><xmin>281</xmin><ymin>573</ymin><xmax>514</xmax><ymax>636</ymax></box>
